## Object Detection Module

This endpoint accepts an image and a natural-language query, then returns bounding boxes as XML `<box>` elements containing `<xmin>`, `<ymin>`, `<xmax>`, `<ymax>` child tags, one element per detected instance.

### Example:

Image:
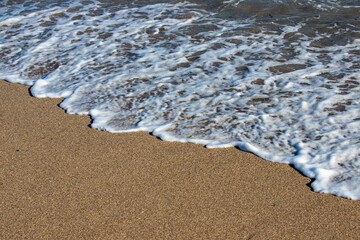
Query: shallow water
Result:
<box><xmin>0</xmin><ymin>0</ymin><xmax>359</xmax><ymax>199</ymax></box>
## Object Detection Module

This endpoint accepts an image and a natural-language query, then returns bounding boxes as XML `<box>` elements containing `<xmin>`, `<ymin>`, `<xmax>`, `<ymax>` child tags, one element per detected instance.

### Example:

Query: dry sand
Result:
<box><xmin>1</xmin><ymin>79</ymin><xmax>360</xmax><ymax>239</ymax></box>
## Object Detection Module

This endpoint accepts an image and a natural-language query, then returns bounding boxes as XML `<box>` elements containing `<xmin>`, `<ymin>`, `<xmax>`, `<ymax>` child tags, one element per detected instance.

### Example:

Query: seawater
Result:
<box><xmin>0</xmin><ymin>0</ymin><xmax>359</xmax><ymax>199</ymax></box>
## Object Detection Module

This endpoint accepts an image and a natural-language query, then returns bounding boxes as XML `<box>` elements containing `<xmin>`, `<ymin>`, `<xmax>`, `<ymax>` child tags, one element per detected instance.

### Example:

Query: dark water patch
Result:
<box><xmin>268</xmin><ymin>64</ymin><xmax>307</xmax><ymax>74</ymax></box>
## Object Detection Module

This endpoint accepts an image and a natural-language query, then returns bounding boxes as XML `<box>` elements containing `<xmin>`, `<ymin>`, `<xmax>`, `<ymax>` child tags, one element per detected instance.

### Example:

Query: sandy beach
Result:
<box><xmin>1</xmin><ymin>79</ymin><xmax>360</xmax><ymax>239</ymax></box>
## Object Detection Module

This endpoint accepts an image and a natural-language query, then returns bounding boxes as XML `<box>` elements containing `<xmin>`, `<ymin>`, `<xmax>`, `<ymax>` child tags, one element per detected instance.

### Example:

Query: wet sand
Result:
<box><xmin>1</xmin><ymin>80</ymin><xmax>360</xmax><ymax>239</ymax></box>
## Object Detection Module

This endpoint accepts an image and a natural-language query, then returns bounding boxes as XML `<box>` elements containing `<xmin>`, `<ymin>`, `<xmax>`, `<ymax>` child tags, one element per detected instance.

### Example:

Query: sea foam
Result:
<box><xmin>0</xmin><ymin>0</ymin><xmax>359</xmax><ymax>199</ymax></box>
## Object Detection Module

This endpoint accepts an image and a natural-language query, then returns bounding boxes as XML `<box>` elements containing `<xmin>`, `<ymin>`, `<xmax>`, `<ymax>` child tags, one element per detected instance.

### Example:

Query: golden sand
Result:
<box><xmin>1</xmin><ymin>80</ymin><xmax>360</xmax><ymax>239</ymax></box>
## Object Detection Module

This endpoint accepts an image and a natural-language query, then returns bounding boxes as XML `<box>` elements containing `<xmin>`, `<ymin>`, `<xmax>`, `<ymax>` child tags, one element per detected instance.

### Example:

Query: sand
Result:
<box><xmin>1</xmin><ymin>79</ymin><xmax>360</xmax><ymax>239</ymax></box>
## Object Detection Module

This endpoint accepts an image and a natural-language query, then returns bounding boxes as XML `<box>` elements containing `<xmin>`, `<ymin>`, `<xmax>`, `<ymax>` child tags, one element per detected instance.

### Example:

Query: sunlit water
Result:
<box><xmin>1</xmin><ymin>0</ymin><xmax>359</xmax><ymax>199</ymax></box>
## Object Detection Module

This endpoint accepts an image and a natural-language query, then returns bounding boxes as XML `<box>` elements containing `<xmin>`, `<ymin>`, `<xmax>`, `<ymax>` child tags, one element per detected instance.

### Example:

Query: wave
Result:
<box><xmin>0</xmin><ymin>0</ymin><xmax>360</xmax><ymax>199</ymax></box>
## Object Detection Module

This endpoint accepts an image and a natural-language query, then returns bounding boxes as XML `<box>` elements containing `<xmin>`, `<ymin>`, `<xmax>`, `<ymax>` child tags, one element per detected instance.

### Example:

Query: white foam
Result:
<box><xmin>0</xmin><ymin>0</ymin><xmax>359</xmax><ymax>199</ymax></box>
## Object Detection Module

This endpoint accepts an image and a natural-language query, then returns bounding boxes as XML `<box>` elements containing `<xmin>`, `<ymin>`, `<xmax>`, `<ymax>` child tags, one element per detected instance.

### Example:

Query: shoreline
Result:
<box><xmin>1</xmin><ymin>80</ymin><xmax>360</xmax><ymax>239</ymax></box>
